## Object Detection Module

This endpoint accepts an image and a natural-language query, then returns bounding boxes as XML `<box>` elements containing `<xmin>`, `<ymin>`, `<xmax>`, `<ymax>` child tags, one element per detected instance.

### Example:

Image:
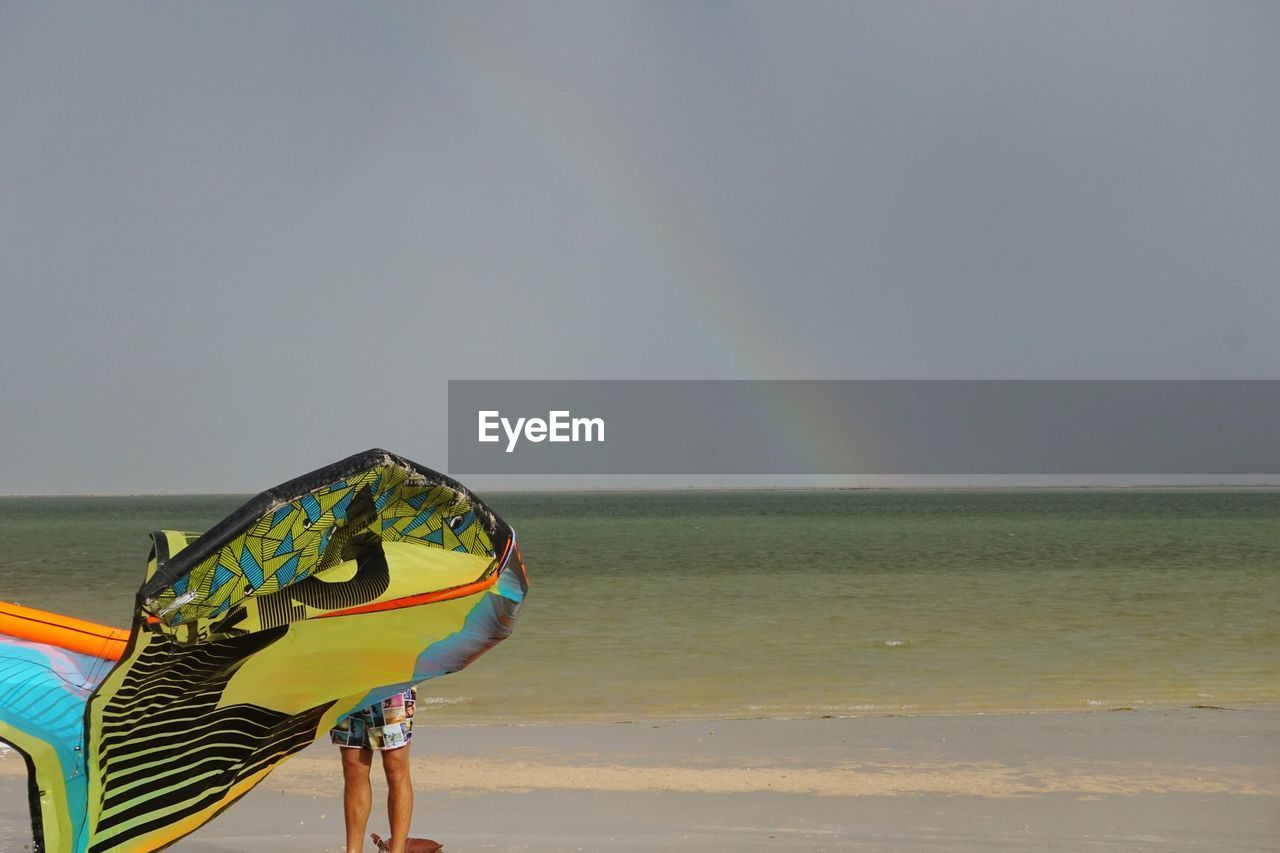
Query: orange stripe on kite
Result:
<box><xmin>319</xmin><ymin>574</ymin><xmax>498</xmax><ymax>619</ymax></box>
<box><xmin>0</xmin><ymin>601</ymin><xmax>128</xmax><ymax>661</ymax></box>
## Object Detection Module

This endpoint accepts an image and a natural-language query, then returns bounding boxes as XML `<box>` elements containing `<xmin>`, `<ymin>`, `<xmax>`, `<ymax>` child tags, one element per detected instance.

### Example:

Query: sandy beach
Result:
<box><xmin>3</xmin><ymin>706</ymin><xmax>1276</xmax><ymax>851</ymax></box>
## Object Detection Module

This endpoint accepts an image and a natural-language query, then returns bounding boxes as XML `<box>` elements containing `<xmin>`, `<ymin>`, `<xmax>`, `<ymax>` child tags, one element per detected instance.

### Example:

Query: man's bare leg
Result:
<box><xmin>381</xmin><ymin>745</ymin><xmax>413</xmax><ymax>853</ymax></box>
<box><xmin>341</xmin><ymin>747</ymin><xmax>374</xmax><ymax>853</ymax></box>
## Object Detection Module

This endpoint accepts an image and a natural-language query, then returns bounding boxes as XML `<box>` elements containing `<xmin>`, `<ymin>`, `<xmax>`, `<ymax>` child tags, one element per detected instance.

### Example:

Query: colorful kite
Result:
<box><xmin>0</xmin><ymin>450</ymin><xmax>528</xmax><ymax>852</ymax></box>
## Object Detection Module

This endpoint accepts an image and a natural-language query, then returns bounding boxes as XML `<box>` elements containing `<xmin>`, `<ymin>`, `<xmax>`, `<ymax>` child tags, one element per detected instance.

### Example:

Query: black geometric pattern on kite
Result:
<box><xmin>256</xmin><ymin>533</ymin><xmax>391</xmax><ymax>630</ymax></box>
<box><xmin>86</xmin><ymin>628</ymin><xmax>332</xmax><ymax>852</ymax></box>
<box><xmin>140</xmin><ymin>449</ymin><xmax>511</xmax><ymax>604</ymax></box>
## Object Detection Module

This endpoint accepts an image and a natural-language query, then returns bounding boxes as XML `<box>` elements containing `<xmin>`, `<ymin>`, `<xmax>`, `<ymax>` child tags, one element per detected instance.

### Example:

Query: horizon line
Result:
<box><xmin>4</xmin><ymin>482</ymin><xmax>1280</xmax><ymax>498</ymax></box>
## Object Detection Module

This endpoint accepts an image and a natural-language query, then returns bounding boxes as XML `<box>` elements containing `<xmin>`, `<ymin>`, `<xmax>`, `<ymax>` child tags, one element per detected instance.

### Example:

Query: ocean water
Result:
<box><xmin>1</xmin><ymin>490</ymin><xmax>1276</xmax><ymax>722</ymax></box>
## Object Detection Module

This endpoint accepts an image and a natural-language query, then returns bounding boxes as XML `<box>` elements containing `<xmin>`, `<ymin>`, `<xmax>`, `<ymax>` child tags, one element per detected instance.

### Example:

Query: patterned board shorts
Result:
<box><xmin>330</xmin><ymin>688</ymin><xmax>416</xmax><ymax>751</ymax></box>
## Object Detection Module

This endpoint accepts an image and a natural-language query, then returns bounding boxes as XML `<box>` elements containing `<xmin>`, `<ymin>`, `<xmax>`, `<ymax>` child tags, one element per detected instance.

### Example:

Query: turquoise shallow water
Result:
<box><xmin>1</xmin><ymin>490</ymin><xmax>1277</xmax><ymax>722</ymax></box>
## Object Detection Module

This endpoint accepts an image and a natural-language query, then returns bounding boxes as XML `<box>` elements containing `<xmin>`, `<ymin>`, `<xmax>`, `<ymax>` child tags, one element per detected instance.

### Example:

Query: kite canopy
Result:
<box><xmin>0</xmin><ymin>449</ymin><xmax>528</xmax><ymax>853</ymax></box>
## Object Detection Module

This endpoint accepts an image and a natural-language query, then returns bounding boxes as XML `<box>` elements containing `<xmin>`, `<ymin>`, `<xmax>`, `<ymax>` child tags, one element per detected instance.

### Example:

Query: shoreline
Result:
<box><xmin>372</xmin><ymin>699</ymin><xmax>1280</xmax><ymax>728</ymax></box>
<box><xmin>3</xmin><ymin>706</ymin><xmax>1276</xmax><ymax>851</ymax></box>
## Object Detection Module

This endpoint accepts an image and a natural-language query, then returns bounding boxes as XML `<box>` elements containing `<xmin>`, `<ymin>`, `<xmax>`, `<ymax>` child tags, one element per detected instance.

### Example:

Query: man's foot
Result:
<box><xmin>370</xmin><ymin>831</ymin><xmax>444</xmax><ymax>853</ymax></box>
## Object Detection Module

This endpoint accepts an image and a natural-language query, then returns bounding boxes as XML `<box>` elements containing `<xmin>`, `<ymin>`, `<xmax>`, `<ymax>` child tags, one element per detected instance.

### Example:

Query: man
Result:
<box><xmin>331</xmin><ymin>688</ymin><xmax>440</xmax><ymax>853</ymax></box>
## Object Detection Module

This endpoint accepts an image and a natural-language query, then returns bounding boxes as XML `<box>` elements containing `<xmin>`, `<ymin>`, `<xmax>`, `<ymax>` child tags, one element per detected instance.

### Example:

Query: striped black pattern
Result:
<box><xmin>87</xmin><ymin>628</ymin><xmax>331</xmax><ymax>852</ymax></box>
<box><xmin>256</xmin><ymin>535</ymin><xmax>391</xmax><ymax>630</ymax></box>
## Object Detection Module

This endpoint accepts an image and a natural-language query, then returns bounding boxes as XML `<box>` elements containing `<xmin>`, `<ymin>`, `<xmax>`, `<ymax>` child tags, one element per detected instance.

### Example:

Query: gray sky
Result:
<box><xmin>1</xmin><ymin>2</ymin><xmax>1277</xmax><ymax>493</ymax></box>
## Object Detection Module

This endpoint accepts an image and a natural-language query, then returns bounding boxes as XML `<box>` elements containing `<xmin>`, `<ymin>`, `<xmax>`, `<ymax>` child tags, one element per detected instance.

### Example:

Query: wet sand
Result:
<box><xmin>2</xmin><ymin>707</ymin><xmax>1277</xmax><ymax>851</ymax></box>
